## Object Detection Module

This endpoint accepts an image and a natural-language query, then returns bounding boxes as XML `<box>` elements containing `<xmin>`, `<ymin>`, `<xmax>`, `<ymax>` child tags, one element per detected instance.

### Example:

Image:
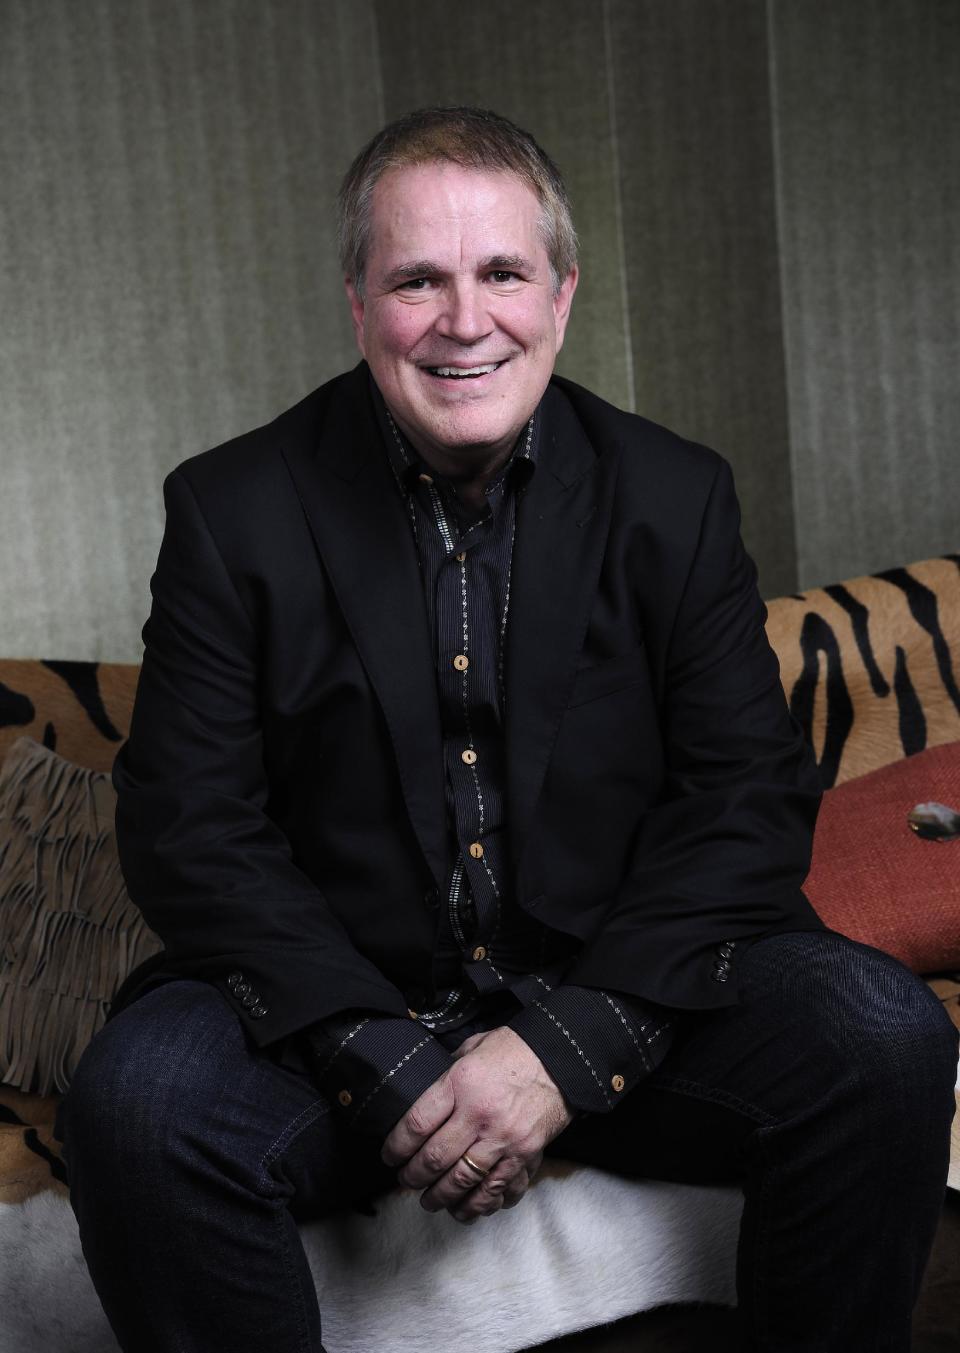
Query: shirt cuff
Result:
<box><xmin>305</xmin><ymin>1011</ymin><xmax>453</xmax><ymax>1139</ymax></box>
<box><xmin>508</xmin><ymin>984</ymin><xmax>674</xmax><ymax>1115</ymax></box>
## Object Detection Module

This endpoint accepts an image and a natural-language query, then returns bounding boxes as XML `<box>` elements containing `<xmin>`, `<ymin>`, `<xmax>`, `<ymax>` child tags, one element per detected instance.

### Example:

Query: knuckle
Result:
<box><xmin>405</xmin><ymin>1107</ymin><xmax>429</xmax><ymax>1137</ymax></box>
<box><xmin>421</xmin><ymin>1145</ymin><xmax>447</xmax><ymax>1174</ymax></box>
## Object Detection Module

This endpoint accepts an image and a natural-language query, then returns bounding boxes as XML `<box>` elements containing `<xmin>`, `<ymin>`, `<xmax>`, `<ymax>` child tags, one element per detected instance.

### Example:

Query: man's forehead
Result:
<box><xmin>366</xmin><ymin>163</ymin><xmax>545</xmax><ymax>259</ymax></box>
<box><xmin>371</xmin><ymin>162</ymin><xmax>540</xmax><ymax>219</ymax></box>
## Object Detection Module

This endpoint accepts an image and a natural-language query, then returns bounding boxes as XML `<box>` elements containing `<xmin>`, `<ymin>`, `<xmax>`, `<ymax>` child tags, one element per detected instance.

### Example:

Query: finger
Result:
<box><xmin>453</xmin><ymin>1187</ymin><xmax>505</xmax><ymax>1224</ymax></box>
<box><xmin>501</xmin><ymin>1168</ymin><xmax>532</xmax><ymax>1209</ymax></box>
<box><xmin>449</xmin><ymin>1169</ymin><xmax>514</xmax><ymax>1221</ymax></box>
<box><xmin>421</xmin><ymin>1149</ymin><xmax>521</xmax><ymax>1215</ymax></box>
<box><xmin>382</xmin><ymin>1078</ymin><xmax>455</xmax><ymax>1168</ymax></box>
<box><xmin>415</xmin><ymin>1144</ymin><xmax>503</xmax><ymax>1208</ymax></box>
<box><xmin>398</xmin><ymin>1119</ymin><xmax>483</xmax><ymax>1190</ymax></box>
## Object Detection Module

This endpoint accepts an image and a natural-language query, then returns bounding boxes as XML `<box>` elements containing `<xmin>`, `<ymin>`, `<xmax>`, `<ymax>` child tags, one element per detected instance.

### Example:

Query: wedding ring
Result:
<box><xmin>460</xmin><ymin>1152</ymin><xmax>489</xmax><ymax>1178</ymax></box>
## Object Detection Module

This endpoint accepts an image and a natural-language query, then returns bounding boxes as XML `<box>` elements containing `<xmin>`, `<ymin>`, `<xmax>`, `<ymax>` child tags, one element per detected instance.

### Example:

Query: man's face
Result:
<box><xmin>346</xmin><ymin>162</ymin><xmax>578</xmax><ymax>469</ymax></box>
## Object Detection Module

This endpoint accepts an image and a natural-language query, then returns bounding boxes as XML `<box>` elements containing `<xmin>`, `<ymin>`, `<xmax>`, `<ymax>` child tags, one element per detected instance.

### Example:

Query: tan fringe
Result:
<box><xmin>0</xmin><ymin>736</ymin><xmax>161</xmax><ymax>1095</ymax></box>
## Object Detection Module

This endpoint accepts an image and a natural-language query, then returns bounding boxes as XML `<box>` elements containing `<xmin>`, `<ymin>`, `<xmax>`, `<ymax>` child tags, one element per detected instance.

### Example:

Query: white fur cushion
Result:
<box><xmin>0</xmin><ymin>1171</ymin><xmax>741</xmax><ymax>1352</ymax></box>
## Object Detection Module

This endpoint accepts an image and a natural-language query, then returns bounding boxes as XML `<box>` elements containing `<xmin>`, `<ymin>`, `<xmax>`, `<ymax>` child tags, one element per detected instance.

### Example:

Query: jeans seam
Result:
<box><xmin>259</xmin><ymin>1097</ymin><xmax>331</xmax><ymax>1181</ymax></box>
<box><xmin>650</xmin><ymin>1074</ymin><xmax>778</xmax><ymax>1128</ymax></box>
<box><xmin>273</xmin><ymin>1207</ymin><xmax>314</xmax><ymax>1353</ymax></box>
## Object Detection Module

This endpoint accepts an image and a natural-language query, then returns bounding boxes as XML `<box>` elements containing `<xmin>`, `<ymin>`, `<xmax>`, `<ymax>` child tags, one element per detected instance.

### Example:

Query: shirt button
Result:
<box><xmin>418</xmin><ymin>472</ymin><xmax>434</xmax><ymax>485</ymax></box>
<box><xmin>407</xmin><ymin>1008</ymin><xmax>419</xmax><ymax>1020</ymax></box>
<box><xmin>461</xmin><ymin>749</ymin><xmax>477</xmax><ymax>765</ymax></box>
<box><xmin>472</xmin><ymin>946</ymin><xmax>487</xmax><ymax>961</ymax></box>
<box><xmin>455</xmin><ymin>551</ymin><xmax>466</xmax><ymax>562</ymax></box>
<box><xmin>337</xmin><ymin>1090</ymin><xmax>352</xmax><ymax>1107</ymax></box>
<box><xmin>469</xmin><ymin>841</ymin><xmax>484</xmax><ymax>858</ymax></box>
<box><xmin>453</xmin><ymin>654</ymin><xmax>469</xmax><ymax>671</ymax></box>
<box><xmin>611</xmin><ymin>1075</ymin><xmax>625</xmax><ymax>1092</ymax></box>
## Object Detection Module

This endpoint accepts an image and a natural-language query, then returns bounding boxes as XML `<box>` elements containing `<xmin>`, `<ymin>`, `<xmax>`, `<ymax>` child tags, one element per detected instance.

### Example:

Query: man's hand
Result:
<box><xmin>381</xmin><ymin>1025</ymin><xmax>573</xmax><ymax>1223</ymax></box>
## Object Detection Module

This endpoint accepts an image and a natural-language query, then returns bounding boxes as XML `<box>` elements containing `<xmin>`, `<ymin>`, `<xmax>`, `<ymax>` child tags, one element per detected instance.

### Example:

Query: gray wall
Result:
<box><xmin>1</xmin><ymin>0</ymin><xmax>957</xmax><ymax>661</ymax></box>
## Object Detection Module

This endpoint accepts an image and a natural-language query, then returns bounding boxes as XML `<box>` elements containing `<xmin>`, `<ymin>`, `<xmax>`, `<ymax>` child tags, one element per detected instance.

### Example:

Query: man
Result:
<box><xmin>60</xmin><ymin>107</ymin><xmax>956</xmax><ymax>1352</ymax></box>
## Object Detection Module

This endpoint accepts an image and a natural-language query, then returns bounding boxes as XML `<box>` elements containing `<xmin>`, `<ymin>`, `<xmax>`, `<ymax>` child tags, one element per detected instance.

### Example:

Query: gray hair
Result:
<box><xmin>338</xmin><ymin>106</ymin><xmax>578</xmax><ymax>298</ymax></box>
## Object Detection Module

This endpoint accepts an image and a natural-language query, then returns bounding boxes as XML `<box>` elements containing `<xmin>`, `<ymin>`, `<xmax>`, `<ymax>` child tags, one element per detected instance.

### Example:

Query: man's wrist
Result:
<box><xmin>508</xmin><ymin>985</ymin><xmax>673</xmax><ymax>1115</ymax></box>
<box><xmin>306</xmin><ymin>1011</ymin><xmax>453</xmax><ymax>1138</ymax></box>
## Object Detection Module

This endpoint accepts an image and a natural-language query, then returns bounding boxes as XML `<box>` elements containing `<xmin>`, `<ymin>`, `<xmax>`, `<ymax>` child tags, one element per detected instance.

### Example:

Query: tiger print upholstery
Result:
<box><xmin>2</xmin><ymin>554</ymin><xmax>958</xmax><ymax>789</ymax></box>
<box><xmin>765</xmin><ymin>554</ymin><xmax>960</xmax><ymax>788</ymax></box>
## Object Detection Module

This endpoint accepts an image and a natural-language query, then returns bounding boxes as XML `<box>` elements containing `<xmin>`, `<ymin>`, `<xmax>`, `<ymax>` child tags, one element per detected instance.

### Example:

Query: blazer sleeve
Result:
<box><xmin>113</xmin><ymin>467</ymin><xmax>412</xmax><ymax>1047</ymax></box>
<box><xmin>566</xmin><ymin>456</ymin><xmax>825</xmax><ymax>1009</ymax></box>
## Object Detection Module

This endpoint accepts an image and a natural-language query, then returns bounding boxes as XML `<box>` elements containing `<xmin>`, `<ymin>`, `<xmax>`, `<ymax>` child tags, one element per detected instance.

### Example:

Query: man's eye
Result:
<box><xmin>489</xmin><ymin>271</ymin><xmax>519</xmax><ymax>284</ymax></box>
<box><xmin>398</xmin><ymin>277</ymin><xmax>430</xmax><ymax>291</ymax></box>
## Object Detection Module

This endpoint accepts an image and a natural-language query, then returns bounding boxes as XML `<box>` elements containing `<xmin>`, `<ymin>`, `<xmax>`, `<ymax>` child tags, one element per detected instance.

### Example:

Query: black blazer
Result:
<box><xmin>112</xmin><ymin>362</ymin><xmax>823</xmax><ymax>1050</ymax></box>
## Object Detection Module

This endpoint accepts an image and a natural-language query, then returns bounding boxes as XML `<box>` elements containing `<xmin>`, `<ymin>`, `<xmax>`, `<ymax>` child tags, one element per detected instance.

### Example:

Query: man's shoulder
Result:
<box><xmin>169</xmin><ymin>363</ymin><xmax>368</xmax><ymax>499</ymax></box>
<box><xmin>547</xmin><ymin>374</ymin><xmax>725</xmax><ymax>486</ymax></box>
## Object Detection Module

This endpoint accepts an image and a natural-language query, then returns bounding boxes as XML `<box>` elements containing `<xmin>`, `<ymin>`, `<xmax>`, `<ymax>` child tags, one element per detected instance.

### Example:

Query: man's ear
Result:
<box><xmin>345</xmin><ymin>278</ymin><xmax>366</xmax><ymax>357</ymax></box>
<box><xmin>552</xmin><ymin>266</ymin><xmax>579</xmax><ymax>353</ymax></box>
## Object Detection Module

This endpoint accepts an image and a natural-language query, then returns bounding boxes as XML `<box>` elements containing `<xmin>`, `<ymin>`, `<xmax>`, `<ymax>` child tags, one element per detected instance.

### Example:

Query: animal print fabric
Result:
<box><xmin>0</xmin><ymin>660</ymin><xmax>136</xmax><ymax>775</ymax></box>
<box><xmin>765</xmin><ymin>555</ymin><xmax>960</xmax><ymax>787</ymax></box>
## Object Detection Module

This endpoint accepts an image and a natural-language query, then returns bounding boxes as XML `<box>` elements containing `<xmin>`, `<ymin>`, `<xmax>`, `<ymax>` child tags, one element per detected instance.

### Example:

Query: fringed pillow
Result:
<box><xmin>0</xmin><ymin>736</ymin><xmax>161</xmax><ymax>1094</ymax></box>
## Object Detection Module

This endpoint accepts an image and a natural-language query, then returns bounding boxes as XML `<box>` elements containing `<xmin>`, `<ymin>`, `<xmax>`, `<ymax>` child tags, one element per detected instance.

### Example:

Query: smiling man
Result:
<box><xmin>344</xmin><ymin>157</ymin><xmax>577</xmax><ymax>498</ymax></box>
<box><xmin>60</xmin><ymin>107</ymin><xmax>957</xmax><ymax>1353</ymax></box>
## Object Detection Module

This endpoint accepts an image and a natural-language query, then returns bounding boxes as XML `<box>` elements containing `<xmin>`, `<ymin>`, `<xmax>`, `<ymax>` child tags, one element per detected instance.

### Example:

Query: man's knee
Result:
<box><xmin>743</xmin><ymin>930</ymin><xmax>958</xmax><ymax>1104</ymax></box>
<box><xmin>61</xmin><ymin>979</ymin><xmax>240</xmax><ymax>1177</ymax></box>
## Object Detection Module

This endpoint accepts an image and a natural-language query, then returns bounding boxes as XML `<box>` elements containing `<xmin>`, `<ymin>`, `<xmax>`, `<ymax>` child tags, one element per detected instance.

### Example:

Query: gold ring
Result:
<box><xmin>460</xmin><ymin>1152</ymin><xmax>489</xmax><ymax>1178</ymax></box>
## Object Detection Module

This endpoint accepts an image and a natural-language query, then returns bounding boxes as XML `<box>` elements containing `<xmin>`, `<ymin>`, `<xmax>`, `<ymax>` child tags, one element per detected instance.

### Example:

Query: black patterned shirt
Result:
<box><xmin>305</xmin><ymin>383</ymin><xmax>674</xmax><ymax>1137</ymax></box>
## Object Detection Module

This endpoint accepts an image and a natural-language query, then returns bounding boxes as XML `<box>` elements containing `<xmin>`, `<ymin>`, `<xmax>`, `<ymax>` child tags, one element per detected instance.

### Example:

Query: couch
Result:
<box><xmin>1</xmin><ymin>555</ymin><xmax>959</xmax><ymax>1352</ymax></box>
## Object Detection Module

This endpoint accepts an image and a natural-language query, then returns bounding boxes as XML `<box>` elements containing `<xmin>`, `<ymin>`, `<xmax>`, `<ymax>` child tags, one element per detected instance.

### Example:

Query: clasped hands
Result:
<box><xmin>381</xmin><ymin>1025</ymin><xmax>574</xmax><ymax>1224</ymax></box>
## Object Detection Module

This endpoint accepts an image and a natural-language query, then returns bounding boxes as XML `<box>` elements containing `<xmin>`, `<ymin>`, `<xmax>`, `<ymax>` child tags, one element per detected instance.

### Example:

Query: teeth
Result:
<box><xmin>430</xmin><ymin>363</ymin><xmax>500</xmax><ymax>378</ymax></box>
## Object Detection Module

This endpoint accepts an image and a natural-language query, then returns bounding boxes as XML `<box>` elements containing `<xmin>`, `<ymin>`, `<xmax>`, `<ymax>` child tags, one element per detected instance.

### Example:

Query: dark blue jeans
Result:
<box><xmin>58</xmin><ymin>932</ymin><xmax>958</xmax><ymax>1352</ymax></box>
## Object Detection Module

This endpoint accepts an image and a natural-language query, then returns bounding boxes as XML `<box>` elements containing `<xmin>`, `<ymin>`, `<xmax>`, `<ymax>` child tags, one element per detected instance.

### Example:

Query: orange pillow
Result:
<box><xmin>804</xmin><ymin>741</ymin><xmax>960</xmax><ymax>973</ymax></box>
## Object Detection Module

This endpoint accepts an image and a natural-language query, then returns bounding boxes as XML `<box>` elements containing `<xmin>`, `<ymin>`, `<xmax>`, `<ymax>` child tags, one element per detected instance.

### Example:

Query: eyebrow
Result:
<box><xmin>379</xmin><ymin>254</ymin><xmax>535</xmax><ymax>287</ymax></box>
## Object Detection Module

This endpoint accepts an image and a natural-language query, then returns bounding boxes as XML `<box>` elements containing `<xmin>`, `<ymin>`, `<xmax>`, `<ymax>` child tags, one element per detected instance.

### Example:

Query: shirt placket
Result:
<box><xmin>430</xmin><ymin>485</ymin><xmax>509</xmax><ymax>998</ymax></box>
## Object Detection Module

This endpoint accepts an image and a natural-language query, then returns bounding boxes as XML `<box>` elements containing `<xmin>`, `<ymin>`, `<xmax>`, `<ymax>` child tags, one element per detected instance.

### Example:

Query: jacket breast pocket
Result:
<box><xmin>566</xmin><ymin>648</ymin><xmax>648</xmax><ymax>708</ymax></box>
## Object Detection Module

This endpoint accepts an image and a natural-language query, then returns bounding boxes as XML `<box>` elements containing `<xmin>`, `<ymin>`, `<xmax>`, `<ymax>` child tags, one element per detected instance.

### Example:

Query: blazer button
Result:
<box><xmin>250</xmin><ymin>1004</ymin><xmax>268</xmax><ymax>1018</ymax></box>
<box><xmin>242</xmin><ymin>991</ymin><xmax>259</xmax><ymax>1008</ymax></box>
<box><xmin>717</xmin><ymin>943</ymin><xmax>734</xmax><ymax>959</ymax></box>
<box><xmin>424</xmin><ymin>887</ymin><xmax>439</xmax><ymax>908</ymax></box>
<box><xmin>711</xmin><ymin>969</ymin><xmax>730</xmax><ymax>983</ymax></box>
<box><xmin>226</xmin><ymin>972</ymin><xmax>244</xmax><ymax>990</ymax></box>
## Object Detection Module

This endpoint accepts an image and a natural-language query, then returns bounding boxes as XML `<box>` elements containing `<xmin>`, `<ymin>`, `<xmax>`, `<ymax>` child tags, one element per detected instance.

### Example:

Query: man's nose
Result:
<box><xmin>434</xmin><ymin>280</ymin><xmax>493</xmax><ymax>343</ymax></box>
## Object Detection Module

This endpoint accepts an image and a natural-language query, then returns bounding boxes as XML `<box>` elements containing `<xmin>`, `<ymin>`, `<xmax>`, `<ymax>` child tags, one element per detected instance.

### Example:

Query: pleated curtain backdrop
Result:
<box><xmin>1</xmin><ymin>0</ymin><xmax>957</xmax><ymax>660</ymax></box>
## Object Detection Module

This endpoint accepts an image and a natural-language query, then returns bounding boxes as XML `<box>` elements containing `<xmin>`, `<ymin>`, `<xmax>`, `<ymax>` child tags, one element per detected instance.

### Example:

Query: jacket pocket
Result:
<box><xmin>566</xmin><ymin>647</ymin><xmax>648</xmax><ymax>708</ymax></box>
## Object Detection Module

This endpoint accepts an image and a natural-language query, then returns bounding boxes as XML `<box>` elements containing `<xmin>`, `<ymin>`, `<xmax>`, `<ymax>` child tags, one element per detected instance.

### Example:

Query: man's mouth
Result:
<box><xmin>423</xmin><ymin>362</ymin><xmax>503</xmax><ymax>380</ymax></box>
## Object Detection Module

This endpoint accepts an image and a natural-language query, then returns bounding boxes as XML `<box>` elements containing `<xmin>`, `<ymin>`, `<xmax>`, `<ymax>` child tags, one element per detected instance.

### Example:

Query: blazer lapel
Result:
<box><xmin>281</xmin><ymin>371</ymin><xmax>448</xmax><ymax>888</ymax></box>
<box><xmin>506</xmin><ymin>384</ymin><xmax>622</xmax><ymax>864</ymax></box>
